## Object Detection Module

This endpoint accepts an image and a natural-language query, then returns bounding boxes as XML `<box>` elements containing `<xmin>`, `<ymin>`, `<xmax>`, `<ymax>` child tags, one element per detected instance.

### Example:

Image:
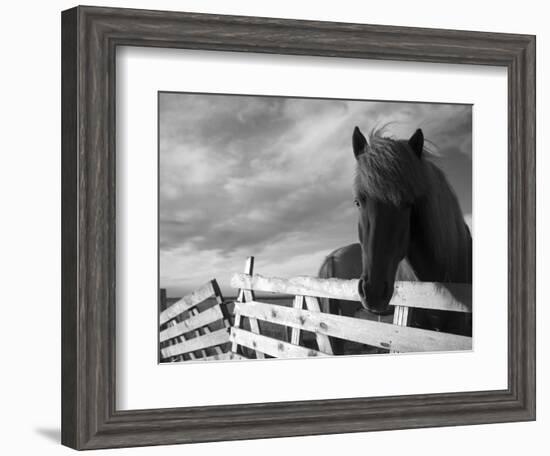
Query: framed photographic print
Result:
<box><xmin>61</xmin><ymin>5</ymin><xmax>535</xmax><ymax>450</ymax></box>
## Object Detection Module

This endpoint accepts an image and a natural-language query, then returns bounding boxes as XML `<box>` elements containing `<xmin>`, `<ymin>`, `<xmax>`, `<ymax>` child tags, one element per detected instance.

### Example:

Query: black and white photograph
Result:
<box><xmin>1</xmin><ymin>0</ymin><xmax>542</xmax><ymax>453</ymax></box>
<box><xmin>158</xmin><ymin>92</ymin><xmax>473</xmax><ymax>362</ymax></box>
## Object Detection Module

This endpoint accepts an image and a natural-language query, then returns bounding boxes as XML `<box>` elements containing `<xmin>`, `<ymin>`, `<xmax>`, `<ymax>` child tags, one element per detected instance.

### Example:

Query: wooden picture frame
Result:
<box><xmin>61</xmin><ymin>5</ymin><xmax>535</xmax><ymax>450</ymax></box>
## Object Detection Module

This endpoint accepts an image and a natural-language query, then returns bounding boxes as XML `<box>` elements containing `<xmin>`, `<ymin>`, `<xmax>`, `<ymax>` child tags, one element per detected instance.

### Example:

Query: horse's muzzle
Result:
<box><xmin>357</xmin><ymin>278</ymin><xmax>394</xmax><ymax>315</ymax></box>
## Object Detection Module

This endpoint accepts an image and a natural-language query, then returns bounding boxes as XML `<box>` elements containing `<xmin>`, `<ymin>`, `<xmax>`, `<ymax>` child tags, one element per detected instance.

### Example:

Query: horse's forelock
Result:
<box><xmin>354</xmin><ymin>129</ymin><xmax>429</xmax><ymax>205</ymax></box>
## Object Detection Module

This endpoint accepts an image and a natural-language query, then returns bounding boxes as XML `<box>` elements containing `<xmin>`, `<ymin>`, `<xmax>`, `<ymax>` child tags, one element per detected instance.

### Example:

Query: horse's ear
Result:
<box><xmin>353</xmin><ymin>126</ymin><xmax>367</xmax><ymax>159</ymax></box>
<box><xmin>408</xmin><ymin>128</ymin><xmax>424</xmax><ymax>158</ymax></box>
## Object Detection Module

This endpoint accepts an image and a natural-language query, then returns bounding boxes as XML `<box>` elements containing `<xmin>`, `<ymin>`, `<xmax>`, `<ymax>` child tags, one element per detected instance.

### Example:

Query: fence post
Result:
<box><xmin>290</xmin><ymin>296</ymin><xmax>304</xmax><ymax>345</ymax></box>
<box><xmin>159</xmin><ymin>288</ymin><xmax>167</xmax><ymax>312</ymax></box>
<box><xmin>304</xmin><ymin>296</ymin><xmax>334</xmax><ymax>355</ymax></box>
<box><xmin>160</xmin><ymin>288</ymin><xmax>187</xmax><ymax>362</ymax></box>
<box><xmin>390</xmin><ymin>306</ymin><xmax>410</xmax><ymax>353</ymax></box>
<box><xmin>160</xmin><ymin>287</ymin><xmax>183</xmax><ymax>363</ymax></box>
<box><xmin>191</xmin><ymin>279</ymin><xmax>226</xmax><ymax>358</ymax></box>
<box><xmin>234</xmin><ymin>257</ymin><xmax>265</xmax><ymax>359</ymax></box>
<box><xmin>158</xmin><ymin>288</ymin><xmax>168</xmax><ymax>361</ymax></box>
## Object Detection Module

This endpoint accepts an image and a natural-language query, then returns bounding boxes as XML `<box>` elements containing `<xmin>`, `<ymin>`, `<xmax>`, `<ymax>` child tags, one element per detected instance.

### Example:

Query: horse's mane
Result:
<box><xmin>354</xmin><ymin>128</ymin><xmax>471</xmax><ymax>282</ymax></box>
<box><xmin>354</xmin><ymin>127</ymin><xmax>433</xmax><ymax>205</ymax></box>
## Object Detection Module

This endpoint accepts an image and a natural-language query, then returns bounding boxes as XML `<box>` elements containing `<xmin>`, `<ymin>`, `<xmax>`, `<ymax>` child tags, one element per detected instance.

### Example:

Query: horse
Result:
<box><xmin>318</xmin><ymin>126</ymin><xmax>472</xmax><ymax>354</ymax></box>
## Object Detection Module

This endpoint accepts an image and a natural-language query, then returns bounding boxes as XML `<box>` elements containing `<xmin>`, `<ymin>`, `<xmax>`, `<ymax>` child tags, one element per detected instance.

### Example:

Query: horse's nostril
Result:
<box><xmin>357</xmin><ymin>279</ymin><xmax>365</xmax><ymax>298</ymax></box>
<box><xmin>358</xmin><ymin>275</ymin><xmax>370</xmax><ymax>298</ymax></box>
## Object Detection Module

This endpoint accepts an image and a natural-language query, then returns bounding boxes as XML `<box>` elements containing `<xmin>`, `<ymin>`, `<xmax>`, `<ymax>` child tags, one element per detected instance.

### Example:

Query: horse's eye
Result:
<box><xmin>354</xmin><ymin>199</ymin><xmax>361</xmax><ymax>208</ymax></box>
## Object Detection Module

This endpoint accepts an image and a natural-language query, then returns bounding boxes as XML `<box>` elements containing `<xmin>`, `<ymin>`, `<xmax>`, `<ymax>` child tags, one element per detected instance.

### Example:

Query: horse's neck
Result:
<box><xmin>406</xmin><ymin>170</ymin><xmax>472</xmax><ymax>283</ymax></box>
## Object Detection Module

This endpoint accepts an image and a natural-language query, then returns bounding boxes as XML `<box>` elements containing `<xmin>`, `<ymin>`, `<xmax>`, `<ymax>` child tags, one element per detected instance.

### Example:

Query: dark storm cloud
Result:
<box><xmin>159</xmin><ymin>93</ymin><xmax>472</xmax><ymax>295</ymax></box>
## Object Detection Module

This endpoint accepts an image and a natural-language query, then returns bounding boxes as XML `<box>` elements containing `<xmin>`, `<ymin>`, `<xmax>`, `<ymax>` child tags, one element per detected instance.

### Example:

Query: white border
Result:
<box><xmin>116</xmin><ymin>47</ymin><xmax>508</xmax><ymax>410</ymax></box>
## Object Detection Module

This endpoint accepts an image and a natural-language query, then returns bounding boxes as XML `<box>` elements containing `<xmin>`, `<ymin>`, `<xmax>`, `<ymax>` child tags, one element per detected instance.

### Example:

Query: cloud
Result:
<box><xmin>159</xmin><ymin>93</ymin><xmax>472</xmax><ymax>296</ymax></box>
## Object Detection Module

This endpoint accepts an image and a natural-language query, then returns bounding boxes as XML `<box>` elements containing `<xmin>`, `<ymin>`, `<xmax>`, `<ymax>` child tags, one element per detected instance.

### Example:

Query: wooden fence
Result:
<box><xmin>228</xmin><ymin>258</ymin><xmax>472</xmax><ymax>358</ymax></box>
<box><xmin>159</xmin><ymin>279</ymin><xmax>244</xmax><ymax>362</ymax></box>
<box><xmin>160</xmin><ymin>257</ymin><xmax>472</xmax><ymax>362</ymax></box>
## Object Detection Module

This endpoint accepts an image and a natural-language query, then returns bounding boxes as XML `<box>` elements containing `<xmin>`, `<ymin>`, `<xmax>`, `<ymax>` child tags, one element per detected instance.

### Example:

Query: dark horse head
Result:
<box><xmin>352</xmin><ymin>126</ymin><xmax>471</xmax><ymax>315</ymax></box>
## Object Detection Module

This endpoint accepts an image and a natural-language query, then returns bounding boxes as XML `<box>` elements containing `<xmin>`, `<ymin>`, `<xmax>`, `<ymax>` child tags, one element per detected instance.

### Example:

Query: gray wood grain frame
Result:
<box><xmin>61</xmin><ymin>5</ymin><xmax>535</xmax><ymax>450</ymax></box>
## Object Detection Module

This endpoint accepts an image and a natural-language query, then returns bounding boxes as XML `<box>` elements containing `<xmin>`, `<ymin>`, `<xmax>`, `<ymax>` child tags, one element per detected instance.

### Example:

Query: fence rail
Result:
<box><xmin>230</xmin><ymin>273</ymin><xmax>472</xmax><ymax>313</ymax></box>
<box><xmin>230</xmin><ymin>327</ymin><xmax>327</xmax><ymax>359</ymax></box>
<box><xmin>234</xmin><ymin>300</ymin><xmax>471</xmax><ymax>353</ymax></box>
<box><xmin>162</xmin><ymin>257</ymin><xmax>472</xmax><ymax>363</ymax></box>
<box><xmin>161</xmin><ymin>328</ymin><xmax>231</xmax><ymax>358</ymax></box>
<box><xmin>160</xmin><ymin>306</ymin><xmax>225</xmax><ymax>343</ymax></box>
<box><xmin>159</xmin><ymin>279</ymin><xmax>232</xmax><ymax>362</ymax></box>
<box><xmin>159</xmin><ymin>280</ymin><xmax>219</xmax><ymax>325</ymax></box>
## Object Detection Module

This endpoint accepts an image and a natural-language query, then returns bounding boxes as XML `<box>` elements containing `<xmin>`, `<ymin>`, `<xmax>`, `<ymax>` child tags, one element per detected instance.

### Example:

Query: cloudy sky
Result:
<box><xmin>159</xmin><ymin>92</ymin><xmax>472</xmax><ymax>297</ymax></box>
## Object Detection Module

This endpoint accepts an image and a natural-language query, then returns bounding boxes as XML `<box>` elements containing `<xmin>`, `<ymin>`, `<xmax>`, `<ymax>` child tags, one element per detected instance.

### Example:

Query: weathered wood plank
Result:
<box><xmin>231</xmin><ymin>311</ymin><xmax>242</xmax><ymax>354</ymax></box>
<box><xmin>161</xmin><ymin>319</ymin><xmax>185</xmax><ymax>362</ymax></box>
<box><xmin>159</xmin><ymin>306</ymin><xmax>224</xmax><ymax>343</ymax></box>
<box><xmin>161</xmin><ymin>328</ymin><xmax>230</xmax><ymax>358</ymax></box>
<box><xmin>304</xmin><ymin>296</ymin><xmax>333</xmax><ymax>355</ymax></box>
<box><xmin>159</xmin><ymin>288</ymin><xmax>168</xmax><ymax>312</ymax></box>
<box><xmin>230</xmin><ymin>327</ymin><xmax>328</xmax><ymax>359</ymax></box>
<box><xmin>245</xmin><ymin>291</ymin><xmax>265</xmax><ymax>360</ymax></box>
<box><xmin>200</xmin><ymin>324</ymin><xmax>224</xmax><ymax>356</ymax></box>
<box><xmin>290</xmin><ymin>296</ymin><xmax>304</xmax><ymax>345</ymax></box>
<box><xmin>198</xmin><ymin>352</ymin><xmax>247</xmax><ymax>361</ymax></box>
<box><xmin>159</xmin><ymin>280</ymin><xmax>216</xmax><ymax>325</ymax></box>
<box><xmin>235</xmin><ymin>301</ymin><xmax>472</xmax><ymax>353</ymax></box>
<box><xmin>391</xmin><ymin>306</ymin><xmax>410</xmax><ymax>353</ymax></box>
<box><xmin>393</xmin><ymin>306</ymin><xmax>410</xmax><ymax>326</ymax></box>
<box><xmin>207</xmin><ymin>282</ymin><xmax>228</xmax><ymax>356</ymax></box>
<box><xmin>231</xmin><ymin>273</ymin><xmax>472</xmax><ymax>313</ymax></box>
<box><xmin>238</xmin><ymin>258</ymin><xmax>265</xmax><ymax>359</ymax></box>
<box><xmin>237</xmin><ymin>257</ymin><xmax>255</xmax><ymax>302</ymax></box>
<box><xmin>392</xmin><ymin>282</ymin><xmax>471</xmax><ymax>313</ymax></box>
<box><xmin>233</xmin><ymin>256</ymin><xmax>264</xmax><ymax>359</ymax></box>
<box><xmin>189</xmin><ymin>308</ymin><xmax>209</xmax><ymax>358</ymax></box>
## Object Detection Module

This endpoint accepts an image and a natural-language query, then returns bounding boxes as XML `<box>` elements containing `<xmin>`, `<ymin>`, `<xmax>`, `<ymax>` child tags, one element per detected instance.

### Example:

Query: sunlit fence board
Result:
<box><xmin>159</xmin><ymin>280</ymin><xmax>217</xmax><ymax>325</ymax></box>
<box><xmin>230</xmin><ymin>327</ymin><xmax>328</xmax><ymax>359</ymax></box>
<box><xmin>159</xmin><ymin>279</ymin><xmax>232</xmax><ymax>362</ymax></box>
<box><xmin>161</xmin><ymin>328</ymin><xmax>231</xmax><ymax>358</ymax></box>
<box><xmin>199</xmin><ymin>352</ymin><xmax>247</xmax><ymax>361</ymax></box>
<box><xmin>235</xmin><ymin>300</ymin><xmax>472</xmax><ymax>352</ymax></box>
<box><xmin>231</xmin><ymin>273</ymin><xmax>471</xmax><ymax>313</ymax></box>
<box><xmin>159</xmin><ymin>306</ymin><xmax>224</xmax><ymax>343</ymax></box>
